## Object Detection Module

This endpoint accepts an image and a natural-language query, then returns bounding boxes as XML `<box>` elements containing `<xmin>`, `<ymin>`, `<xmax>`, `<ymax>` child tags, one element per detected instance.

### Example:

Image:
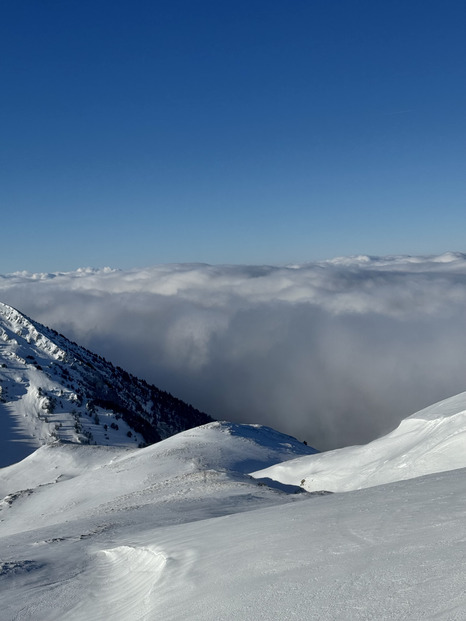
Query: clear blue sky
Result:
<box><xmin>1</xmin><ymin>0</ymin><xmax>465</xmax><ymax>273</ymax></box>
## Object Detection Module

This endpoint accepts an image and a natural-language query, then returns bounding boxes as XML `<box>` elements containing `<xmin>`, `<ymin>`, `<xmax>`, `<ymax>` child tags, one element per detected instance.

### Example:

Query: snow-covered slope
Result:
<box><xmin>0</xmin><ymin>421</ymin><xmax>322</xmax><ymax>619</ymax></box>
<box><xmin>1</xmin><ymin>418</ymin><xmax>465</xmax><ymax>620</ymax></box>
<box><xmin>0</xmin><ymin>421</ymin><xmax>317</xmax><ymax>536</ymax></box>
<box><xmin>253</xmin><ymin>391</ymin><xmax>466</xmax><ymax>492</ymax></box>
<box><xmin>0</xmin><ymin>302</ymin><xmax>211</xmax><ymax>466</ymax></box>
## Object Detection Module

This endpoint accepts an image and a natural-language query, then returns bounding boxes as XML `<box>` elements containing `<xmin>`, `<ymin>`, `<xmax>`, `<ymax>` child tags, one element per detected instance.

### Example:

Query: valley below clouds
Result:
<box><xmin>2</xmin><ymin>252</ymin><xmax>466</xmax><ymax>450</ymax></box>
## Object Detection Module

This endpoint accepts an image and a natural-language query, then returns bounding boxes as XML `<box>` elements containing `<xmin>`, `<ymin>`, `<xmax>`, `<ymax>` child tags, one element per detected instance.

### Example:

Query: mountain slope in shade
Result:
<box><xmin>0</xmin><ymin>301</ymin><xmax>212</xmax><ymax>465</ymax></box>
<box><xmin>252</xmin><ymin>391</ymin><xmax>466</xmax><ymax>492</ymax></box>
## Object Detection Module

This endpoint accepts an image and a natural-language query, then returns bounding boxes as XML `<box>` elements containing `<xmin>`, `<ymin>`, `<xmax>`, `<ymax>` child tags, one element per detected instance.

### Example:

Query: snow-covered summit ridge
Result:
<box><xmin>0</xmin><ymin>301</ymin><xmax>212</xmax><ymax>463</ymax></box>
<box><xmin>253</xmin><ymin>391</ymin><xmax>466</xmax><ymax>493</ymax></box>
<box><xmin>0</xmin><ymin>301</ymin><xmax>67</xmax><ymax>361</ymax></box>
<box><xmin>406</xmin><ymin>390</ymin><xmax>466</xmax><ymax>421</ymax></box>
<box><xmin>0</xmin><ymin>421</ymin><xmax>316</xmax><ymax>494</ymax></box>
<box><xmin>154</xmin><ymin>421</ymin><xmax>318</xmax><ymax>474</ymax></box>
<box><xmin>0</xmin><ymin>420</ymin><xmax>318</xmax><ymax>537</ymax></box>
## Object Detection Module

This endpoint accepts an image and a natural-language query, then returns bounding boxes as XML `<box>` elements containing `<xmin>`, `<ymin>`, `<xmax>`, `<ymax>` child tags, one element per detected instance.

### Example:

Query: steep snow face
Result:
<box><xmin>0</xmin><ymin>301</ymin><xmax>212</xmax><ymax>466</ymax></box>
<box><xmin>253</xmin><ymin>392</ymin><xmax>466</xmax><ymax>492</ymax></box>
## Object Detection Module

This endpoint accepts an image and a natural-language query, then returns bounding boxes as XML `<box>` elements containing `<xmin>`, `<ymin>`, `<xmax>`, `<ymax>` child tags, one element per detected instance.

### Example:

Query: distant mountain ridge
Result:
<box><xmin>0</xmin><ymin>301</ymin><xmax>212</xmax><ymax>454</ymax></box>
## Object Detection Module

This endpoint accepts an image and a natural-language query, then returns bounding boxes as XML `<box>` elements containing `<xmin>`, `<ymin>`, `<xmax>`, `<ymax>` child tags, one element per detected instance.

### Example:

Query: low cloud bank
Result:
<box><xmin>2</xmin><ymin>252</ymin><xmax>466</xmax><ymax>450</ymax></box>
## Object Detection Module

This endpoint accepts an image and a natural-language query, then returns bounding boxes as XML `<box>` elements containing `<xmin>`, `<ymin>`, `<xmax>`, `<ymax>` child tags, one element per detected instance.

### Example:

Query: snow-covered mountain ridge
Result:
<box><xmin>0</xmin><ymin>421</ymin><xmax>319</xmax><ymax>536</ymax></box>
<box><xmin>0</xmin><ymin>301</ymin><xmax>211</xmax><ymax>464</ymax></box>
<box><xmin>253</xmin><ymin>391</ymin><xmax>466</xmax><ymax>493</ymax></box>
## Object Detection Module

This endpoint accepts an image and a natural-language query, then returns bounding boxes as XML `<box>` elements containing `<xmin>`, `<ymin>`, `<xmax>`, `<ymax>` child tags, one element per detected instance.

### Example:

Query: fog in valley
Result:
<box><xmin>2</xmin><ymin>253</ymin><xmax>466</xmax><ymax>450</ymax></box>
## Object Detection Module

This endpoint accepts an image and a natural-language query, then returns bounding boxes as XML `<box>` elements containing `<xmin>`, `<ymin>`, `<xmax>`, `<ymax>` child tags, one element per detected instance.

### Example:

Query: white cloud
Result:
<box><xmin>2</xmin><ymin>252</ymin><xmax>466</xmax><ymax>450</ymax></box>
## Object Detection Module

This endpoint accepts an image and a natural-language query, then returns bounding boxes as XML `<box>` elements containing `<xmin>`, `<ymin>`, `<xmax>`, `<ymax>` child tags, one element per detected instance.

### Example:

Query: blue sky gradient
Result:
<box><xmin>1</xmin><ymin>0</ymin><xmax>465</xmax><ymax>272</ymax></box>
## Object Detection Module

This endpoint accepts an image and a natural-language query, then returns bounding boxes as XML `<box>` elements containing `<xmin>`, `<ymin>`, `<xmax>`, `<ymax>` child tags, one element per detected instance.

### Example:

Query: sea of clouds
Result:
<box><xmin>2</xmin><ymin>252</ymin><xmax>466</xmax><ymax>450</ymax></box>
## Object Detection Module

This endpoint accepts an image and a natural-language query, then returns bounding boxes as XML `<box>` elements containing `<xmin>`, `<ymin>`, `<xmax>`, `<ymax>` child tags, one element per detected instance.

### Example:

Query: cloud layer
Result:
<box><xmin>2</xmin><ymin>252</ymin><xmax>466</xmax><ymax>450</ymax></box>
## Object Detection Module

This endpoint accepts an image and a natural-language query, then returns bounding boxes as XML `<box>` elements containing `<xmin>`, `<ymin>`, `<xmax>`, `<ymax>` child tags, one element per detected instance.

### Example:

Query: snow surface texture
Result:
<box><xmin>2</xmin><ymin>392</ymin><xmax>466</xmax><ymax>619</ymax></box>
<box><xmin>2</xmin><ymin>253</ymin><xmax>466</xmax><ymax>450</ymax></box>
<box><xmin>0</xmin><ymin>302</ymin><xmax>211</xmax><ymax>466</ymax></box>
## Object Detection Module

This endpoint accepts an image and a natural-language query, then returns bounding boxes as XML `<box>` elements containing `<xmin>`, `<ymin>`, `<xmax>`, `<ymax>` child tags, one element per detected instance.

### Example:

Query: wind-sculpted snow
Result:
<box><xmin>66</xmin><ymin>546</ymin><xmax>168</xmax><ymax>621</ymax></box>
<box><xmin>2</xmin><ymin>253</ymin><xmax>466</xmax><ymax>449</ymax></box>
<box><xmin>253</xmin><ymin>391</ymin><xmax>466</xmax><ymax>492</ymax></box>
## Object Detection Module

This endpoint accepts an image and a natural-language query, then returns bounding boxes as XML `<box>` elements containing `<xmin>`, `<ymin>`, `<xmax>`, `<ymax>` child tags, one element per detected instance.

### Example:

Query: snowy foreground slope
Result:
<box><xmin>0</xmin><ymin>422</ymin><xmax>319</xmax><ymax>619</ymax></box>
<box><xmin>253</xmin><ymin>391</ymin><xmax>466</xmax><ymax>493</ymax></box>
<box><xmin>2</xmin><ymin>393</ymin><xmax>466</xmax><ymax>619</ymax></box>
